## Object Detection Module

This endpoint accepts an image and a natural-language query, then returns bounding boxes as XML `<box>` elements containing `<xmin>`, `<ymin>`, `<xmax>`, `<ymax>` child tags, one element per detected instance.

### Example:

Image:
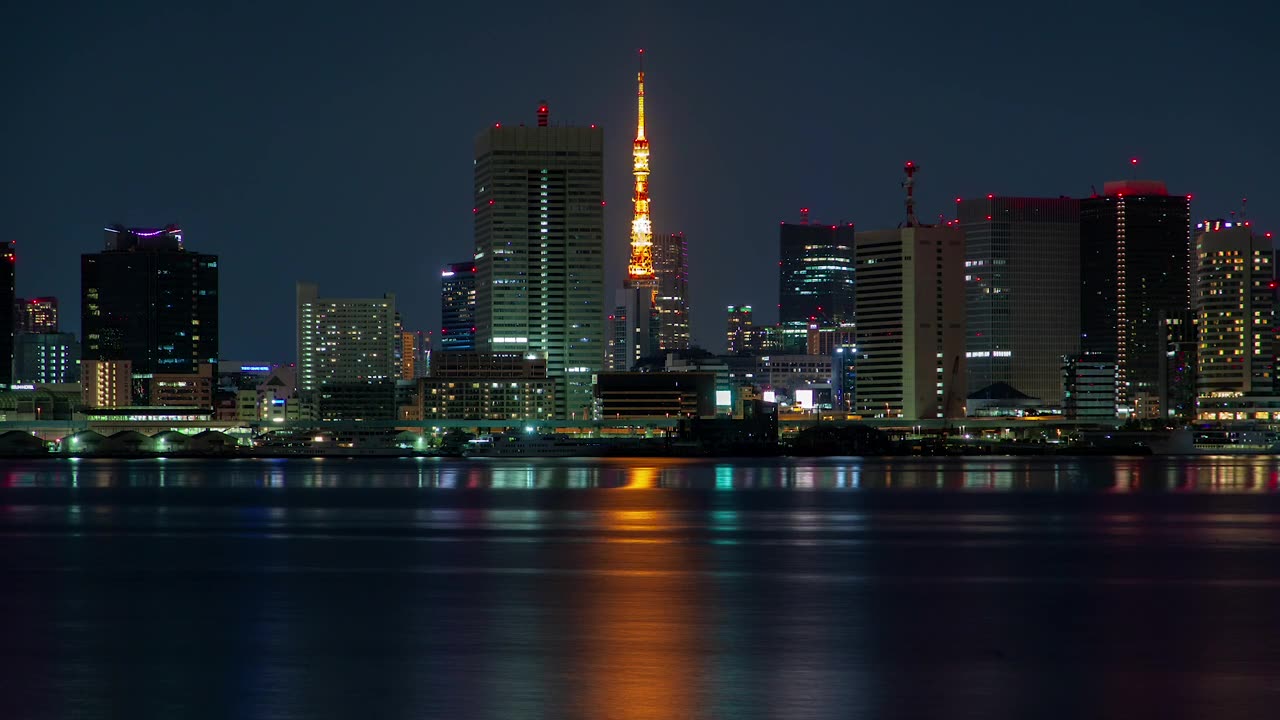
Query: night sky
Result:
<box><xmin>3</xmin><ymin>1</ymin><xmax>1277</xmax><ymax>360</ymax></box>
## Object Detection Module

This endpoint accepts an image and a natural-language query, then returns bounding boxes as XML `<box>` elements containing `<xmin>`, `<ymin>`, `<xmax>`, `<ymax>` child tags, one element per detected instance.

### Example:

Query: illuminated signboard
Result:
<box><xmin>795</xmin><ymin>389</ymin><xmax>814</xmax><ymax>409</ymax></box>
<box><xmin>715</xmin><ymin>390</ymin><xmax>732</xmax><ymax>407</ymax></box>
<box><xmin>240</xmin><ymin>366</ymin><xmax>271</xmax><ymax>372</ymax></box>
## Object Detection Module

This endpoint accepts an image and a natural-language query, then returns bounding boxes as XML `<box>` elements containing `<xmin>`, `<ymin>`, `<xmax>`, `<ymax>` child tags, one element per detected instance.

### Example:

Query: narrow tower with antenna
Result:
<box><xmin>903</xmin><ymin>161</ymin><xmax>919</xmax><ymax>227</ymax></box>
<box><xmin>627</xmin><ymin>48</ymin><xmax>655</xmax><ymax>287</ymax></box>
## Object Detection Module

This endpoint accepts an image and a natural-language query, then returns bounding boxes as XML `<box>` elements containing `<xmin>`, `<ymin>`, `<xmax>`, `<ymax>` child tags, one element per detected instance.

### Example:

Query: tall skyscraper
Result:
<box><xmin>778</xmin><ymin>217</ymin><xmax>856</xmax><ymax>352</ymax></box>
<box><xmin>1194</xmin><ymin>220</ymin><xmax>1274</xmax><ymax>403</ymax></box>
<box><xmin>654</xmin><ymin>231</ymin><xmax>690</xmax><ymax>350</ymax></box>
<box><xmin>15</xmin><ymin>296</ymin><xmax>58</xmax><ymax>334</ymax></box>
<box><xmin>726</xmin><ymin>305</ymin><xmax>754</xmax><ymax>354</ymax></box>
<box><xmin>854</xmin><ymin>167</ymin><xmax>964</xmax><ymax>419</ymax></box>
<box><xmin>854</xmin><ymin>225</ymin><xmax>966</xmax><ymax>418</ymax></box>
<box><xmin>296</xmin><ymin>282</ymin><xmax>397</xmax><ymax>420</ymax></box>
<box><xmin>473</xmin><ymin>103</ymin><xmax>604</xmax><ymax>419</ymax></box>
<box><xmin>959</xmin><ymin>196</ymin><xmax>1080</xmax><ymax>407</ymax></box>
<box><xmin>1081</xmin><ymin>181</ymin><xmax>1191</xmax><ymax>417</ymax></box>
<box><xmin>610</xmin><ymin>51</ymin><xmax>661</xmax><ymax>372</ymax></box>
<box><xmin>0</xmin><ymin>242</ymin><xmax>14</xmax><ymax>389</ymax></box>
<box><xmin>81</xmin><ymin>225</ymin><xmax>218</xmax><ymax>376</ymax></box>
<box><xmin>440</xmin><ymin>261</ymin><xmax>477</xmax><ymax>351</ymax></box>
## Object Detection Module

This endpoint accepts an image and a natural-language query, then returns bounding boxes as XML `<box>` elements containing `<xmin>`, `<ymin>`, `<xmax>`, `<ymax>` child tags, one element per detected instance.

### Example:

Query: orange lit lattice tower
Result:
<box><xmin>627</xmin><ymin>49</ymin><xmax>655</xmax><ymax>288</ymax></box>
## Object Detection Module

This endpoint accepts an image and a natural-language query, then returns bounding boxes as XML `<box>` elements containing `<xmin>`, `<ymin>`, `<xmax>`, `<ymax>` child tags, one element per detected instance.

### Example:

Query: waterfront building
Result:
<box><xmin>150</xmin><ymin>364</ymin><xmax>214</xmax><ymax>409</ymax></box>
<box><xmin>473</xmin><ymin>102</ymin><xmax>604</xmax><ymax>418</ymax></box>
<box><xmin>1062</xmin><ymin>352</ymin><xmax>1117</xmax><ymax>420</ymax></box>
<box><xmin>1158</xmin><ymin>309</ymin><xmax>1197</xmax><ymax>422</ymax></box>
<box><xmin>13</xmin><ymin>332</ymin><xmax>78</xmax><ymax>385</ymax></box>
<box><xmin>81</xmin><ymin>359</ymin><xmax>132</xmax><ymax>409</ymax></box>
<box><xmin>417</xmin><ymin>351</ymin><xmax>555</xmax><ymax>421</ymax></box>
<box><xmin>15</xmin><ymin>296</ymin><xmax>58</xmax><ymax>334</ymax></box>
<box><xmin>596</xmin><ymin>371</ymin><xmax>715</xmax><ymax>419</ymax></box>
<box><xmin>296</xmin><ymin>282</ymin><xmax>397</xmax><ymax>420</ymax></box>
<box><xmin>440</xmin><ymin>261</ymin><xmax>477</xmax><ymax>351</ymax></box>
<box><xmin>755</xmin><ymin>354</ymin><xmax>834</xmax><ymax>397</ymax></box>
<box><xmin>959</xmin><ymin>196</ymin><xmax>1080</xmax><ymax>407</ymax></box>
<box><xmin>1080</xmin><ymin>181</ymin><xmax>1191</xmax><ymax>417</ymax></box>
<box><xmin>1193</xmin><ymin>220</ymin><xmax>1274</xmax><ymax>411</ymax></box>
<box><xmin>854</xmin><ymin>224</ymin><xmax>966</xmax><ymax>419</ymax></box>
<box><xmin>81</xmin><ymin>225</ymin><xmax>218</xmax><ymax>376</ymax></box>
<box><xmin>778</xmin><ymin>217</ymin><xmax>856</xmax><ymax>352</ymax></box>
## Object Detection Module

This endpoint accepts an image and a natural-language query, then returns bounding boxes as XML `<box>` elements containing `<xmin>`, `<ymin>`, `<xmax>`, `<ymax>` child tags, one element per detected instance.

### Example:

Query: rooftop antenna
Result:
<box><xmin>800</xmin><ymin>207</ymin><xmax>810</xmax><ymax>225</ymax></box>
<box><xmin>1242</xmin><ymin>197</ymin><xmax>1248</xmax><ymax>222</ymax></box>
<box><xmin>537</xmin><ymin>100</ymin><xmax>549</xmax><ymax>127</ymax></box>
<box><xmin>1129</xmin><ymin>157</ymin><xmax>1139</xmax><ymax>179</ymax></box>
<box><xmin>903</xmin><ymin>161</ymin><xmax>919</xmax><ymax>228</ymax></box>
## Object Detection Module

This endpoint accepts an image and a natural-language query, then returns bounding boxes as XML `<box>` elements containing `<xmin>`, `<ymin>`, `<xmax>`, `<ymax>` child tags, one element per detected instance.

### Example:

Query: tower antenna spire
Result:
<box><xmin>903</xmin><ymin>161</ymin><xmax>919</xmax><ymax>228</ymax></box>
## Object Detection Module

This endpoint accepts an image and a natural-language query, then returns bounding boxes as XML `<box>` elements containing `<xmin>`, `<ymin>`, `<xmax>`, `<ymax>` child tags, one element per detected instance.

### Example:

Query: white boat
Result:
<box><xmin>462</xmin><ymin>433</ymin><xmax>604</xmax><ymax>458</ymax></box>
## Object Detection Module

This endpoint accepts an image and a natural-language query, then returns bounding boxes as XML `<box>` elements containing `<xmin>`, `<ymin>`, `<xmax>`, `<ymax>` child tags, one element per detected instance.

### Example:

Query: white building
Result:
<box><xmin>854</xmin><ymin>226</ymin><xmax>966</xmax><ymax>419</ymax></box>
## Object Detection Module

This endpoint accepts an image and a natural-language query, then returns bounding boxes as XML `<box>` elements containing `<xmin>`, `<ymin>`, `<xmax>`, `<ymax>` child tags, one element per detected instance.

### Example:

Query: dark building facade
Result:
<box><xmin>82</xmin><ymin>226</ymin><xmax>218</xmax><ymax>375</ymax></box>
<box><xmin>654</xmin><ymin>231</ymin><xmax>690</xmax><ymax>351</ymax></box>
<box><xmin>13</xmin><ymin>332</ymin><xmax>79</xmax><ymax>384</ymax></box>
<box><xmin>0</xmin><ymin>242</ymin><xmax>14</xmax><ymax>389</ymax></box>
<box><xmin>1080</xmin><ymin>182</ymin><xmax>1190</xmax><ymax>418</ymax></box>
<box><xmin>960</xmin><ymin>196</ymin><xmax>1080</xmax><ymax>407</ymax></box>
<box><xmin>596</xmin><ymin>371</ymin><xmax>716</xmax><ymax>419</ymax></box>
<box><xmin>778</xmin><ymin>221</ymin><xmax>855</xmax><ymax>352</ymax></box>
<box><xmin>440</xmin><ymin>261</ymin><xmax>477</xmax><ymax>351</ymax></box>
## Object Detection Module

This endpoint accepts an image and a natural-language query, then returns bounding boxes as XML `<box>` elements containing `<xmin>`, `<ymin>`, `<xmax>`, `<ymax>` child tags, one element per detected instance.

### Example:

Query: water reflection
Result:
<box><xmin>0</xmin><ymin>457</ymin><xmax>1279</xmax><ymax>493</ymax></box>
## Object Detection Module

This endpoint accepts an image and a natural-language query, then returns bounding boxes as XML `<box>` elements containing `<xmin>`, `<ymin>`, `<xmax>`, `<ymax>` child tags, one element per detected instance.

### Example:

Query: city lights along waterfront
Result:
<box><xmin>3</xmin><ymin>455</ymin><xmax>1280</xmax><ymax>719</ymax></box>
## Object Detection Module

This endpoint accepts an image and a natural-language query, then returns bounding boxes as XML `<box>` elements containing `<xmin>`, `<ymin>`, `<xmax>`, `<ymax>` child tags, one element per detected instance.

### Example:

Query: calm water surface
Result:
<box><xmin>2</xmin><ymin>456</ymin><xmax>1280</xmax><ymax>719</ymax></box>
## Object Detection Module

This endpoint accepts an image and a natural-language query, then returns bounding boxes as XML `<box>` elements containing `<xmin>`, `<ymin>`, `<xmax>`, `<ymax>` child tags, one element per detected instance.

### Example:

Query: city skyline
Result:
<box><xmin>3</xmin><ymin>2</ymin><xmax>1278</xmax><ymax>361</ymax></box>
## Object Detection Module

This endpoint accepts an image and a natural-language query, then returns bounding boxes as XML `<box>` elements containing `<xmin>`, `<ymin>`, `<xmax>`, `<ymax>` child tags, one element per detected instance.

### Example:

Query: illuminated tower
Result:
<box><xmin>609</xmin><ymin>50</ymin><xmax>660</xmax><ymax>370</ymax></box>
<box><xmin>628</xmin><ymin>49</ymin><xmax>654</xmax><ymax>287</ymax></box>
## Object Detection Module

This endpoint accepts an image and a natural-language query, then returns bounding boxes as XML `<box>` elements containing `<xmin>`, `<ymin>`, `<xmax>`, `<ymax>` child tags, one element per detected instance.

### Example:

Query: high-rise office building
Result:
<box><xmin>726</xmin><ymin>305</ymin><xmax>754</xmax><ymax>354</ymax></box>
<box><xmin>959</xmin><ymin>196</ymin><xmax>1080</xmax><ymax>407</ymax></box>
<box><xmin>654</xmin><ymin>231</ymin><xmax>690</xmax><ymax>350</ymax></box>
<box><xmin>1194</xmin><ymin>220</ymin><xmax>1274</xmax><ymax>403</ymax></box>
<box><xmin>473</xmin><ymin>104</ymin><xmax>604</xmax><ymax>419</ymax></box>
<box><xmin>15</xmin><ymin>296</ymin><xmax>58</xmax><ymax>334</ymax></box>
<box><xmin>1081</xmin><ymin>181</ymin><xmax>1191</xmax><ymax>417</ymax></box>
<box><xmin>13</xmin><ymin>332</ymin><xmax>79</xmax><ymax>384</ymax></box>
<box><xmin>778</xmin><ymin>218</ymin><xmax>855</xmax><ymax>352</ymax></box>
<box><xmin>296</xmin><ymin>282</ymin><xmax>397</xmax><ymax>420</ymax></box>
<box><xmin>0</xmin><ymin>242</ymin><xmax>15</xmax><ymax>389</ymax></box>
<box><xmin>440</xmin><ymin>261</ymin><xmax>477</xmax><ymax>351</ymax></box>
<box><xmin>81</xmin><ymin>225</ymin><xmax>218</xmax><ymax>375</ymax></box>
<box><xmin>854</xmin><ymin>226</ymin><xmax>966</xmax><ymax>419</ymax></box>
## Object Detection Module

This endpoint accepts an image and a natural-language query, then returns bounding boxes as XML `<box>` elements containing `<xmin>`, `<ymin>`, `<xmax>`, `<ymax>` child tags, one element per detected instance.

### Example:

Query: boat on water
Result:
<box><xmin>1157</xmin><ymin>426</ymin><xmax>1280</xmax><ymax>455</ymax></box>
<box><xmin>462</xmin><ymin>433</ymin><xmax>606</xmax><ymax>458</ymax></box>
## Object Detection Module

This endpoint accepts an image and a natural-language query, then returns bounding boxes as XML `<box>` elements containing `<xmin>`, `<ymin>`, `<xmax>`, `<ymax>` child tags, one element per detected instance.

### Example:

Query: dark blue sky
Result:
<box><xmin>3</xmin><ymin>1</ymin><xmax>1277</xmax><ymax>360</ymax></box>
